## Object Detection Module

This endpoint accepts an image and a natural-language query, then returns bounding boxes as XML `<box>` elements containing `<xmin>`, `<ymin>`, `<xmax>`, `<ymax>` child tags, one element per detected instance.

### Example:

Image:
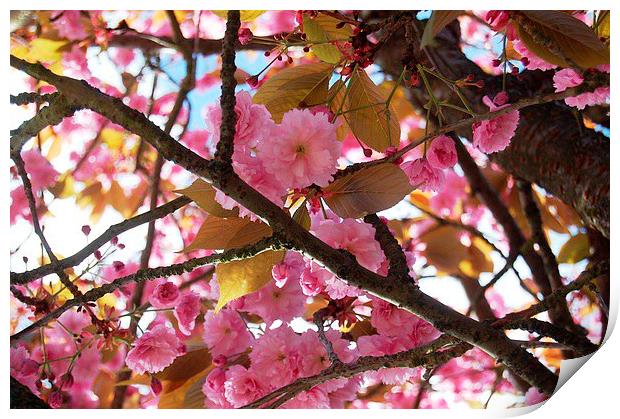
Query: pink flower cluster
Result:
<box><xmin>202</xmin><ymin>91</ymin><xmax>340</xmax><ymax>220</ymax></box>
<box><xmin>553</xmin><ymin>68</ymin><xmax>610</xmax><ymax>110</ymax></box>
<box><xmin>401</xmin><ymin>135</ymin><xmax>457</xmax><ymax>192</ymax></box>
<box><xmin>472</xmin><ymin>94</ymin><xmax>520</xmax><ymax>153</ymax></box>
<box><xmin>202</xmin><ymin>324</ymin><xmax>360</xmax><ymax>408</ymax></box>
<box><xmin>126</xmin><ymin>324</ymin><xmax>184</xmax><ymax>375</ymax></box>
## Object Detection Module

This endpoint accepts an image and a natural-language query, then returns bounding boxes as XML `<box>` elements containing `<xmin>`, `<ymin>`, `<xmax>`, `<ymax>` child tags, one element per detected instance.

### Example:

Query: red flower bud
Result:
<box><xmin>237</xmin><ymin>27</ymin><xmax>253</xmax><ymax>45</ymax></box>
<box><xmin>246</xmin><ymin>75</ymin><xmax>260</xmax><ymax>89</ymax></box>
<box><xmin>81</xmin><ymin>225</ymin><xmax>91</xmax><ymax>236</ymax></box>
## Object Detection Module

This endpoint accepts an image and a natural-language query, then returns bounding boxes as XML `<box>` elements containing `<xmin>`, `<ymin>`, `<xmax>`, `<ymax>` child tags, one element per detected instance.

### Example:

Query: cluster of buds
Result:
<box><xmin>455</xmin><ymin>73</ymin><xmax>485</xmax><ymax>89</ymax></box>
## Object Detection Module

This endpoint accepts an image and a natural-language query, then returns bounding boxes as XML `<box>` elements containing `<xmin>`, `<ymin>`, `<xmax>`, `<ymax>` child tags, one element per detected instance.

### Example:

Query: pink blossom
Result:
<box><xmin>272</xmin><ymin>251</ymin><xmax>305</xmax><ymax>287</ymax></box>
<box><xmin>282</xmin><ymin>387</ymin><xmax>331</xmax><ymax>408</ymax></box>
<box><xmin>52</xmin><ymin>11</ymin><xmax>87</xmax><ymax>41</ymax></box>
<box><xmin>149</xmin><ymin>281</ymin><xmax>180</xmax><ymax>308</ymax></box>
<box><xmin>202</xmin><ymin>367</ymin><xmax>233</xmax><ymax>408</ymax></box>
<box><xmin>249</xmin><ymin>326</ymin><xmax>302</xmax><ymax>388</ymax></box>
<box><xmin>513</xmin><ymin>38</ymin><xmax>557</xmax><ymax>71</ymax></box>
<box><xmin>127</xmin><ymin>94</ymin><xmax>149</xmax><ymax>114</ymax></box>
<box><xmin>206</xmin><ymin>90</ymin><xmax>273</xmax><ymax>155</ymax></box>
<box><xmin>564</xmin><ymin>86</ymin><xmax>610</xmax><ymax>110</ymax></box>
<box><xmin>242</xmin><ymin>278</ymin><xmax>306</xmax><ymax>324</ymax></box>
<box><xmin>110</xmin><ymin>47</ymin><xmax>136</xmax><ymax>68</ymax></box>
<box><xmin>426</xmin><ymin>135</ymin><xmax>457</xmax><ymax>169</ymax></box>
<box><xmin>62</xmin><ymin>45</ymin><xmax>90</xmax><ymax>78</ymax></box>
<box><xmin>202</xmin><ymin>309</ymin><xmax>253</xmax><ymax>358</ymax></box>
<box><xmin>196</xmin><ymin>71</ymin><xmax>219</xmax><ymax>92</ymax></box>
<box><xmin>223</xmin><ymin>365</ymin><xmax>266</xmax><ymax>407</ymax></box>
<box><xmin>300</xmin><ymin>261</ymin><xmax>330</xmax><ymax>296</ymax></box>
<box><xmin>258</xmin><ymin>108</ymin><xmax>341</xmax><ymax>189</ymax></box>
<box><xmin>10</xmin><ymin>346</ymin><xmax>39</xmax><ymax>393</ymax></box>
<box><xmin>214</xmin><ymin>152</ymin><xmax>287</xmax><ymax>221</ymax></box>
<box><xmin>174</xmin><ymin>291</ymin><xmax>202</xmax><ymax>335</ymax></box>
<box><xmin>400</xmin><ymin>158</ymin><xmax>445</xmax><ymax>191</ymax></box>
<box><xmin>430</xmin><ymin>171</ymin><xmax>467</xmax><ymax>216</ymax></box>
<box><xmin>472</xmin><ymin>96</ymin><xmax>520</xmax><ymax>153</ymax></box>
<box><xmin>553</xmin><ymin>68</ymin><xmax>584</xmax><ymax>92</ymax></box>
<box><xmin>125</xmin><ymin>324</ymin><xmax>183</xmax><ymax>374</ymax></box>
<box><xmin>10</xmin><ymin>187</ymin><xmax>30</xmax><ymax>224</ymax></box>
<box><xmin>253</xmin><ymin>11</ymin><xmax>297</xmax><ymax>35</ymax></box>
<box><xmin>21</xmin><ymin>149</ymin><xmax>59</xmax><ymax>192</ymax></box>
<box><xmin>313</xmin><ymin>218</ymin><xmax>384</xmax><ymax>272</ymax></box>
<box><xmin>524</xmin><ymin>387</ymin><xmax>548</xmax><ymax>406</ymax></box>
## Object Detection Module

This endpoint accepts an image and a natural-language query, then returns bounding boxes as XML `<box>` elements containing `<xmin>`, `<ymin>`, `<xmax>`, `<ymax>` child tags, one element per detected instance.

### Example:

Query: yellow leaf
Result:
<box><xmin>420</xmin><ymin>225</ymin><xmax>468</xmax><ymax>275</ymax></box>
<box><xmin>557</xmin><ymin>233</ymin><xmax>591</xmax><ymax>264</ymax></box>
<box><xmin>212</xmin><ymin>10</ymin><xmax>266</xmax><ymax>22</ymax></box>
<box><xmin>253</xmin><ymin>63</ymin><xmax>333</xmax><ymax>122</ymax></box>
<box><xmin>328</xmin><ymin>79</ymin><xmax>350</xmax><ymax>140</ymax></box>
<box><xmin>292</xmin><ymin>200</ymin><xmax>311</xmax><ymax>230</ymax></box>
<box><xmin>183</xmin><ymin>216</ymin><xmax>272</xmax><ymax>252</ymax></box>
<box><xmin>174</xmin><ymin>179</ymin><xmax>238</xmax><ymax>218</ymax></box>
<box><xmin>155</xmin><ymin>348</ymin><xmax>212</xmax><ymax>383</ymax></box>
<box><xmin>158</xmin><ymin>370</ymin><xmax>209</xmax><ymax>409</ymax></box>
<box><xmin>420</xmin><ymin>11</ymin><xmax>463</xmax><ymax>48</ymax></box>
<box><xmin>596</xmin><ymin>11</ymin><xmax>610</xmax><ymax>40</ymax></box>
<box><xmin>303</xmin><ymin>15</ymin><xmax>352</xmax><ymax>63</ymax></box>
<box><xmin>12</xmin><ymin>38</ymin><xmax>67</xmax><ymax>63</ymax></box>
<box><xmin>324</xmin><ymin>163</ymin><xmax>413</xmax><ymax>219</ymax></box>
<box><xmin>347</xmin><ymin>68</ymin><xmax>400</xmax><ymax>152</ymax></box>
<box><xmin>458</xmin><ymin>242</ymin><xmax>494</xmax><ymax>278</ymax></box>
<box><xmin>408</xmin><ymin>190</ymin><xmax>432</xmax><ymax>214</ymax></box>
<box><xmin>380</xmin><ymin>81</ymin><xmax>416</xmax><ymax>119</ymax></box>
<box><xmin>49</xmin><ymin>174</ymin><xmax>75</xmax><ymax>199</ymax></box>
<box><xmin>107</xmin><ymin>180</ymin><xmax>129</xmax><ymax>216</ymax></box>
<box><xmin>101</xmin><ymin>127</ymin><xmax>125</xmax><ymax>150</ymax></box>
<box><xmin>215</xmin><ymin>250</ymin><xmax>285</xmax><ymax>311</ymax></box>
<box><xmin>516</xmin><ymin>11</ymin><xmax>609</xmax><ymax>69</ymax></box>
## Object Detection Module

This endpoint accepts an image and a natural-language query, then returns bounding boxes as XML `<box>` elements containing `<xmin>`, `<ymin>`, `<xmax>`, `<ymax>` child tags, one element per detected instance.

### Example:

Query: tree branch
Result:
<box><xmin>214</xmin><ymin>10</ymin><xmax>240</xmax><ymax>165</ymax></box>
<box><xmin>10</xmin><ymin>197</ymin><xmax>191</xmax><ymax>285</ymax></box>
<box><xmin>10</xmin><ymin>237</ymin><xmax>279</xmax><ymax>342</ymax></box>
<box><xmin>364</xmin><ymin>214</ymin><xmax>411</xmax><ymax>280</ymax></box>
<box><xmin>242</xmin><ymin>335</ymin><xmax>469</xmax><ymax>408</ymax></box>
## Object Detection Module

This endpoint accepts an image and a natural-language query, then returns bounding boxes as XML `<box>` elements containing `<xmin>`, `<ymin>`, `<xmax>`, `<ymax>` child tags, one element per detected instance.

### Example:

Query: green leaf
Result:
<box><xmin>557</xmin><ymin>233</ymin><xmax>590</xmax><ymax>264</ymax></box>
<box><xmin>516</xmin><ymin>11</ymin><xmax>609</xmax><ymax>69</ymax></box>
<box><xmin>215</xmin><ymin>250</ymin><xmax>285</xmax><ymax>312</ymax></box>
<box><xmin>303</xmin><ymin>14</ymin><xmax>352</xmax><ymax>63</ymax></box>
<box><xmin>174</xmin><ymin>179</ymin><xmax>239</xmax><ymax>218</ymax></box>
<box><xmin>421</xmin><ymin>11</ymin><xmax>463</xmax><ymax>48</ymax></box>
<box><xmin>324</xmin><ymin>163</ymin><xmax>413</xmax><ymax>218</ymax></box>
<box><xmin>183</xmin><ymin>216</ymin><xmax>271</xmax><ymax>252</ymax></box>
<box><xmin>347</xmin><ymin>68</ymin><xmax>400</xmax><ymax>152</ymax></box>
<box><xmin>253</xmin><ymin>63</ymin><xmax>333</xmax><ymax>122</ymax></box>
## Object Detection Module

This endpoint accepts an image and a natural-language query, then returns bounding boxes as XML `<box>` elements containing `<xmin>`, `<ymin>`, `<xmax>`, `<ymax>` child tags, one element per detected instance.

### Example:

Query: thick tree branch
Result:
<box><xmin>214</xmin><ymin>10</ymin><xmax>240</xmax><ymax>164</ymax></box>
<box><xmin>364</xmin><ymin>214</ymin><xmax>411</xmax><ymax>280</ymax></box>
<box><xmin>452</xmin><ymin>135</ymin><xmax>575</xmax><ymax>330</ymax></box>
<box><xmin>505</xmin><ymin>318</ymin><xmax>598</xmax><ymax>356</ymax></box>
<box><xmin>10</xmin><ymin>377</ymin><xmax>49</xmax><ymax>409</ymax></box>
<box><xmin>10</xmin><ymin>94</ymin><xmax>81</xmax><ymax>154</ymax></box>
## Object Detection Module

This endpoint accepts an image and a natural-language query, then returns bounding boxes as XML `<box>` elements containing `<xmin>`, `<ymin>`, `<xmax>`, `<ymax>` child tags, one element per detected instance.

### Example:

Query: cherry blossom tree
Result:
<box><xmin>9</xmin><ymin>10</ymin><xmax>609</xmax><ymax>409</ymax></box>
